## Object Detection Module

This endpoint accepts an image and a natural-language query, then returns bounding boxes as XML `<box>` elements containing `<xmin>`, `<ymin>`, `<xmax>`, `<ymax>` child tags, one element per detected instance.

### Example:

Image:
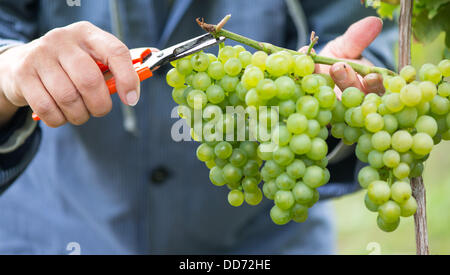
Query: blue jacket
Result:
<box><xmin>0</xmin><ymin>0</ymin><xmax>396</xmax><ymax>254</ymax></box>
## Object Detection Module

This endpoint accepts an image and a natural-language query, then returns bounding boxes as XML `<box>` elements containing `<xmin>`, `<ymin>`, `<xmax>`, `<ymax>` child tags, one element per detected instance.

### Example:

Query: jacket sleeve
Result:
<box><xmin>288</xmin><ymin>0</ymin><xmax>398</xmax><ymax>200</ymax></box>
<box><xmin>0</xmin><ymin>0</ymin><xmax>41</xmax><ymax>195</ymax></box>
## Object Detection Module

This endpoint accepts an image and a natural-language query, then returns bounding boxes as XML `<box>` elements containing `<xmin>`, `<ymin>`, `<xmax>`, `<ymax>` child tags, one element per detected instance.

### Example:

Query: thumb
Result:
<box><xmin>326</xmin><ymin>16</ymin><xmax>383</xmax><ymax>59</ymax></box>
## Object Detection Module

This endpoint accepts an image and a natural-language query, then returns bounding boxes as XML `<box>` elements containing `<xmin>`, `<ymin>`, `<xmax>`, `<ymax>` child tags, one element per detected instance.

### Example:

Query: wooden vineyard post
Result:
<box><xmin>398</xmin><ymin>0</ymin><xmax>430</xmax><ymax>255</ymax></box>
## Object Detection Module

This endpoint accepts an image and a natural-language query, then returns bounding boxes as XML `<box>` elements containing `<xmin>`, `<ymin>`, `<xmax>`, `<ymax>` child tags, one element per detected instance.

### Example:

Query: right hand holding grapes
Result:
<box><xmin>0</xmin><ymin>21</ymin><xmax>141</xmax><ymax>128</ymax></box>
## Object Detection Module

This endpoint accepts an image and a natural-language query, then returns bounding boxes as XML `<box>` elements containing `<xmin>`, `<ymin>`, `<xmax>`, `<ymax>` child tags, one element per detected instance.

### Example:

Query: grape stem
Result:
<box><xmin>196</xmin><ymin>17</ymin><xmax>396</xmax><ymax>77</ymax></box>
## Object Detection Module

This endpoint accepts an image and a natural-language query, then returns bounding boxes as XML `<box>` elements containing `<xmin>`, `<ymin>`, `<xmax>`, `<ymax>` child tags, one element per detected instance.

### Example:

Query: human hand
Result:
<box><xmin>0</xmin><ymin>21</ymin><xmax>140</xmax><ymax>128</ymax></box>
<box><xmin>301</xmin><ymin>17</ymin><xmax>385</xmax><ymax>98</ymax></box>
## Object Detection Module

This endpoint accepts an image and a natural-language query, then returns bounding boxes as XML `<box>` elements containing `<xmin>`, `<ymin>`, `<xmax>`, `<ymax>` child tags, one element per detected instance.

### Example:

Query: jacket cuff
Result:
<box><xmin>0</xmin><ymin>107</ymin><xmax>41</xmax><ymax>194</ymax></box>
<box><xmin>0</xmin><ymin>108</ymin><xmax>38</xmax><ymax>154</ymax></box>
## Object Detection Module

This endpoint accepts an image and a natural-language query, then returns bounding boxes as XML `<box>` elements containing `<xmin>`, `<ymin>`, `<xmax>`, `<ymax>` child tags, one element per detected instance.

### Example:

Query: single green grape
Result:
<box><xmin>220</xmin><ymin>75</ymin><xmax>239</xmax><ymax>93</ymax></box>
<box><xmin>206</xmin><ymin>85</ymin><xmax>225</xmax><ymax>104</ymax></box>
<box><xmin>291</xmin><ymin>204</ymin><xmax>309</xmax><ymax>223</ymax></box>
<box><xmin>286</xmin><ymin>113</ymin><xmax>309</xmax><ymax>135</ymax></box>
<box><xmin>208</xmin><ymin>61</ymin><xmax>225</xmax><ymax>80</ymax></box>
<box><xmin>384</xmin><ymin>93</ymin><xmax>404</xmax><ymax>113</ymax></box>
<box><xmin>256</xmin><ymin>78</ymin><xmax>278</xmax><ymax>100</ymax></box>
<box><xmin>412</xmin><ymin>133</ymin><xmax>434</xmax><ymax>156</ymax></box>
<box><xmin>365</xmin><ymin>113</ymin><xmax>384</xmax><ymax>133</ymax></box>
<box><xmin>382</xmin><ymin>149</ymin><xmax>400</xmax><ymax>168</ymax></box>
<box><xmin>190</xmin><ymin>52</ymin><xmax>210</xmax><ymax>72</ymax></box>
<box><xmin>367</xmin><ymin>180</ymin><xmax>391</xmax><ymax>205</ymax></box>
<box><xmin>377</xmin><ymin>215</ymin><xmax>400</xmax><ymax>232</ymax></box>
<box><xmin>296</xmin><ymin>96</ymin><xmax>320</xmax><ymax>119</ymax></box>
<box><xmin>371</xmin><ymin>131</ymin><xmax>391</xmax><ymax>152</ymax></box>
<box><xmin>224</xmin><ymin>57</ymin><xmax>243</xmax><ymax>77</ymax></box>
<box><xmin>228</xmin><ymin>189</ymin><xmax>245</xmax><ymax>207</ymax></box>
<box><xmin>218</xmin><ymin>46</ymin><xmax>237</xmax><ymax>63</ymax></box>
<box><xmin>166</xmin><ymin>68</ymin><xmax>186</xmax><ymax>88</ymax></box>
<box><xmin>294</xmin><ymin>54</ymin><xmax>315</xmax><ymax>77</ymax></box>
<box><xmin>415</xmin><ymin>115</ymin><xmax>438</xmax><ymax>137</ymax></box>
<box><xmin>301</xmin><ymin>75</ymin><xmax>320</xmax><ymax>95</ymax></box>
<box><xmin>275</xmin><ymin>190</ymin><xmax>295</xmax><ymax>210</ymax></box>
<box><xmin>391</xmin><ymin>130</ymin><xmax>413</xmax><ymax>153</ymax></box>
<box><xmin>222</xmin><ymin>164</ymin><xmax>243</xmax><ymax>184</ymax></box>
<box><xmin>214</xmin><ymin>141</ymin><xmax>233</xmax><ymax>159</ymax></box>
<box><xmin>278</xmin><ymin>100</ymin><xmax>296</xmax><ymax>118</ymax></box>
<box><xmin>176</xmin><ymin>58</ymin><xmax>193</xmax><ymax>75</ymax></box>
<box><xmin>286</xmin><ymin>159</ymin><xmax>306</xmax><ymax>180</ymax></box>
<box><xmin>316</xmin><ymin>86</ymin><xmax>336</xmax><ymax>109</ymax></box>
<box><xmin>172</xmin><ymin>87</ymin><xmax>187</xmax><ymax>105</ymax></box>
<box><xmin>266</xmin><ymin>52</ymin><xmax>289</xmax><ymax>77</ymax></box>
<box><xmin>400</xmin><ymin>196</ymin><xmax>418</xmax><ymax>217</ymax></box>
<box><xmin>229</xmin><ymin>148</ymin><xmax>248</xmax><ymax>167</ymax></box>
<box><xmin>270</xmin><ymin>205</ymin><xmax>292</xmax><ymax>225</ymax></box>
<box><xmin>342</xmin><ymin>87</ymin><xmax>364</xmax><ymax>108</ymax></box>
<box><xmin>438</xmin><ymin>59</ymin><xmax>450</xmax><ymax>77</ymax></box>
<box><xmin>272</xmin><ymin>125</ymin><xmax>292</xmax><ymax>146</ymax></box>
<box><xmin>378</xmin><ymin>200</ymin><xmax>401</xmax><ymax>224</ymax></box>
<box><xmin>306</xmin><ymin>138</ymin><xmax>328</xmax><ymax>161</ymax></box>
<box><xmin>275</xmin><ymin>76</ymin><xmax>296</xmax><ymax>100</ymax></box>
<box><xmin>393</xmin><ymin>162</ymin><xmax>410</xmax><ymax>179</ymax></box>
<box><xmin>303</xmin><ymin>166</ymin><xmax>325</xmax><ymax>188</ymax></box>
<box><xmin>391</xmin><ymin>181</ymin><xmax>412</xmax><ymax>204</ymax></box>
<box><xmin>196</xmin><ymin>143</ymin><xmax>215</xmax><ymax>162</ymax></box>
<box><xmin>273</xmin><ymin>146</ymin><xmax>295</xmax><ymax>166</ymax></box>
<box><xmin>358</xmin><ymin>166</ymin><xmax>380</xmax><ymax>189</ymax></box>
<box><xmin>419</xmin><ymin>81</ymin><xmax>437</xmax><ymax>103</ymax></box>
<box><xmin>383</xmin><ymin>114</ymin><xmax>398</xmax><ymax>134</ymax></box>
<box><xmin>263</xmin><ymin>180</ymin><xmax>278</xmax><ymax>200</ymax></box>
<box><xmin>388</xmin><ymin>76</ymin><xmax>406</xmax><ymax>93</ymax></box>
<box><xmin>238</xmin><ymin>51</ymin><xmax>253</xmax><ymax>67</ymax></box>
<box><xmin>400</xmin><ymin>65</ymin><xmax>416</xmax><ymax>83</ymax></box>
<box><xmin>400</xmin><ymin>84</ymin><xmax>422</xmax><ymax>107</ymax></box>
<box><xmin>186</xmin><ymin>89</ymin><xmax>207</xmax><ymax>110</ymax></box>
<box><xmin>244</xmin><ymin>188</ymin><xmax>263</xmax><ymax>206</ymax></box>
<box><xmin>275</xmin><ymin>173</ymin><xmax>296</xmax><ymax>190</ymax></box>
<box><xmin>419</xmin><ymin>63</ymin><xmax>442</xmax><ymax>84</ymax></box>
<box><xmin>364</xmin><ymin>193</ymin><xmax>379</xmax><ymax>212</ymax></box>
<box><xmin>306</xmin><ymin>120</ymin><xmax>321</xmax><ymax>138</ymax></box>
<box><xmin>209</xmin><ymin>166</ymin><xmax>226</xmax><ymax>186</ymax></box>
<box><xmin>289</xmin><ymin>134</ymin><xmax>311</xmax><ymax>155</ymax></box>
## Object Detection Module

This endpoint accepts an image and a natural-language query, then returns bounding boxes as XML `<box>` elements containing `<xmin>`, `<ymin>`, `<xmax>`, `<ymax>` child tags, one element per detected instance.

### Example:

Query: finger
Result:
<box><xmin>75</xmin><ymin>23</ymin><xmax>140</xmax><ymax>106</ymax></box>
<box><xmin>330</xmin><ymin>62</ymin><xmax>365</xmax><ymax>92</ymax></box>
<box><xmin>363</xmin><ymin>73</ymin><xmax>385</xmax><ymax>95</ymax></box>
<box><xmin>36</xmin><ymin>58</ymin><xmax>90</xmax><ymax>125</ymax></box>
<box><xmin>20</xmin><ymin>71</ymin><xmax>66</xmax><ymax>127</ymax></box>
<box><xmin>327</xmin><ymin>16</ymin><xmax>383</xmax><ymax>59</ymax></box>
<box><xmin>59</xmin><ymin>48</ymin><xmax>113</xmax><ymax>118</ymax></box>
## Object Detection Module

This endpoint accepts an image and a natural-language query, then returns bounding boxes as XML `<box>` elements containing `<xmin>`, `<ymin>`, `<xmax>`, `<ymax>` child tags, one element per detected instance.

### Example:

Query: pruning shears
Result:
<box><xmin>32</xmin><ymin>33</ymin><xmax>226</xmax><ymax>121</ymax></box>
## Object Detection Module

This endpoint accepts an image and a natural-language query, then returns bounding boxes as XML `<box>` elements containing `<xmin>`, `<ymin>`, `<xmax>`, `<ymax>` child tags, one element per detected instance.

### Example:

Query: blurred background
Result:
<box><xmin>333</xmin><ymin>33</ymin><xmax>450</xmax><ymax>255</ymax></box>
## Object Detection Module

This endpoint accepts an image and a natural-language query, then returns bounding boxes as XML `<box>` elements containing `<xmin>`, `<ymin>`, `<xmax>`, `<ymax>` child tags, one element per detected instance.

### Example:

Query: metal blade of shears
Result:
<box><xmin>142</xmin><ymin>33</ymin><xmax>226</xmax><ymax>71</ymax></box>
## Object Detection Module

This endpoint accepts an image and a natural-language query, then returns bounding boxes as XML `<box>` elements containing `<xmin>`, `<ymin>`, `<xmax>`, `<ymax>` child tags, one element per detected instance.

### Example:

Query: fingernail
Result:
<box><xmin>377</xmin><ymin>17</ymin><xmax>384</xmax><ymax>26</ymax></box>
<box><xmin>333</xmin><ymin>65</ymin><xmax>347</xmax><ymax>82</ymax></box>
<box><xmin>126</xmin><ymin>90</ymin><xmax>138</xmax><ymax>106</ymax></box>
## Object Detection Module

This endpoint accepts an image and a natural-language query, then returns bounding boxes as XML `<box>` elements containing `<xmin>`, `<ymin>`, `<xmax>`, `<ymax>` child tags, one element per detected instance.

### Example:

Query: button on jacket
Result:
<box><xmin>0</xmin><ymin>0</ymin><xmax>396</xmax><ymax>254</ymax></box>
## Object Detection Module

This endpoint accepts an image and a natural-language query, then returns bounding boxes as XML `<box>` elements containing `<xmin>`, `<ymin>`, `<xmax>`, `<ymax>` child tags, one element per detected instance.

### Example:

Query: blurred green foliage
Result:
<box><xmin>334</xmin><ymin>33</ymin><xmax>450</xmax><ymax>255</ymax></box>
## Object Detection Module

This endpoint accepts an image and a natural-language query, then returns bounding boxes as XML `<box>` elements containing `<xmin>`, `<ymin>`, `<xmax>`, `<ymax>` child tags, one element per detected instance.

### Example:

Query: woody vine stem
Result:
<box><xmin>197</xmin><ymin>15</ymin><xmax>396</xmax><ymax>77</ymax></box>
<box><xmin>397</xmin><ymin>0</ymin><xmax>429</xmax><ymax>255</ymax></box>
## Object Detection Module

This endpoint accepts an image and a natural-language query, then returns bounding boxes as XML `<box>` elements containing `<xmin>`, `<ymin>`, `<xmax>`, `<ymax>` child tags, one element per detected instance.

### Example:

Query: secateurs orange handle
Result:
<box><xmin>32</xmin><ymin>33</ymin><xmax>226</xmax><ymax>122</ymax></box>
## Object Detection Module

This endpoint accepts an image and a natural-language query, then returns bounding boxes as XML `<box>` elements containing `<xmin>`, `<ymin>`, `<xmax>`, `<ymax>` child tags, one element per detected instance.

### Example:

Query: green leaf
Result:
<box><xmin>412</xmin><ymin>10</ymin><xmax>442</xmax><ymax>44</ymax></box>
<box><xmin>377</xmin><ymin>2</ymin><xmax>399</xmax><ymax>19</ymax></box>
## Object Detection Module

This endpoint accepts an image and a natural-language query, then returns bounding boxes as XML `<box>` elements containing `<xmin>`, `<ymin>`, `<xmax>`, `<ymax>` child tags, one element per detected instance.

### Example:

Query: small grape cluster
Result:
<box><xmin>166</xmin><ymin>44</ymin><xmax>336</xmax><ymax>225</ymax></box>
<box><xmin>330</xmin><ymin>60</ymin><xmax>450</xmax><ymax>232</ymax></box>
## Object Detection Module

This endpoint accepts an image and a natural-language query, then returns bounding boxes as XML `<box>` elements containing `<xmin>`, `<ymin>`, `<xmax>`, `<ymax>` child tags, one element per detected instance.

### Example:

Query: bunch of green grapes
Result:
<box><xmin>331</xmin><ymin>60</ymin><xmax>450</xmax><ymax>232</ymax></box>
<box><xmin>166</xmin><ymin>44</ymin><xmax>336</xmax><ymax>225</ymax></box>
